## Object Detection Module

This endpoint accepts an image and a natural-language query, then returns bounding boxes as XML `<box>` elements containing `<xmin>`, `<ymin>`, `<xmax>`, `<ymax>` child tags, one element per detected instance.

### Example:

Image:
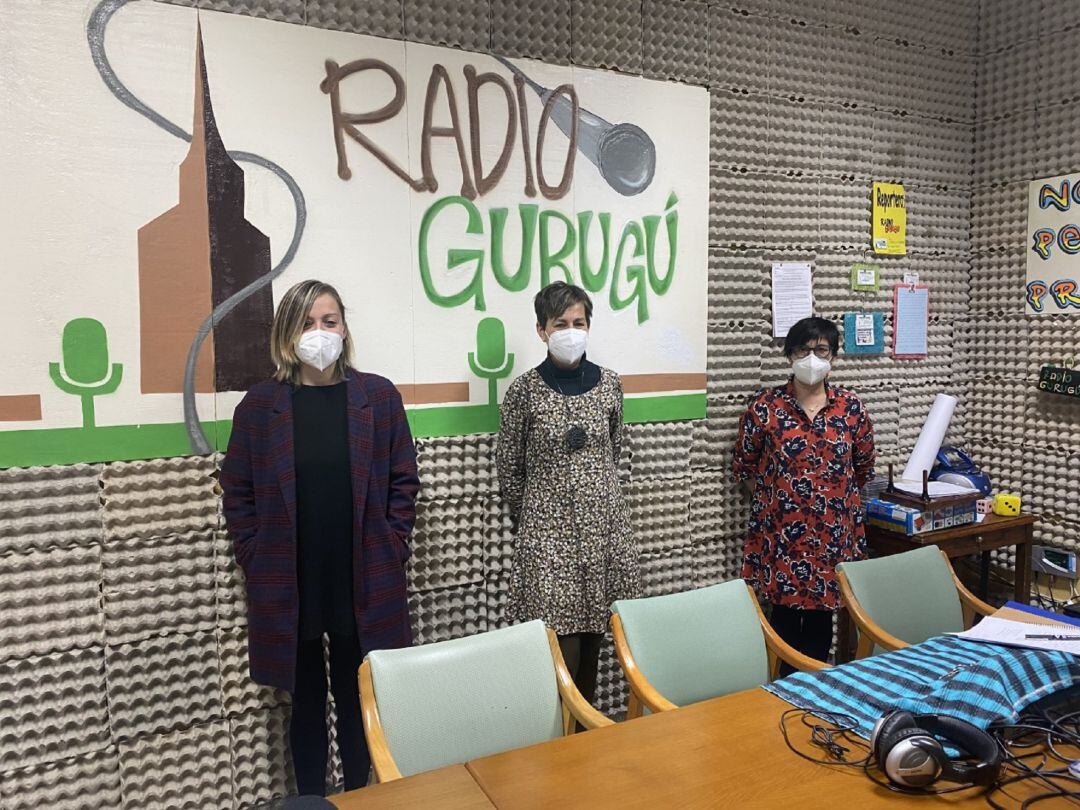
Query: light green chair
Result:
<box><xmin>359</xmin><ymin>619</ymin><xmax>612</xmax><ymax>781</ymax></box>
<box><xmin>837</xmin><ymin>545</ymin><xmax>995</xmax><ymax>658</ymax></box>
<box><xmin>611</xmin><ymin>579</ymin><xmax>828</xmax><ymax>718</ymax></box>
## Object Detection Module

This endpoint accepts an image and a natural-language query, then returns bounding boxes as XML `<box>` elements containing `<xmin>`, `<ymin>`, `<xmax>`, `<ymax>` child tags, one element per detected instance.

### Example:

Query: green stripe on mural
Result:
<box><xmin>0</xmin><ymin>420</ymin><xmax>232</xmax><ymax>469</ymax></box>
<box><xmin>0</xmin><ymin>393</ymin><xmax>705</xmax><ymax>468</ymax></box>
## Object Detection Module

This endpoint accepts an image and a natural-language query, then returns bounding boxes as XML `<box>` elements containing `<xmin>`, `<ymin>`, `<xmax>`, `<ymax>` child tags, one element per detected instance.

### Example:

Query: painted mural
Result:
<box><xmin>0</xmin><ymin>0</ymin><xmax>709</xmax><ymax>468</ymax></box>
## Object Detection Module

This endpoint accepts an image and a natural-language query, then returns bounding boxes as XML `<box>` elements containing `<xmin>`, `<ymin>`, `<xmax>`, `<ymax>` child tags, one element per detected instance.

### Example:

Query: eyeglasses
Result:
<box><xmin>791</xmin><ymin>346</ymin><xmax>833</xmax><ymax>360</ymax></box>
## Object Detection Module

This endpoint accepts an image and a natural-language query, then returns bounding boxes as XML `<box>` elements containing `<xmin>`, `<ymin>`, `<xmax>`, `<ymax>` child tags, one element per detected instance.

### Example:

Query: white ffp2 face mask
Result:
<box><xmin>547</xmin><ymin>328</ymin><xmax>588</xmax><ymax>365</ymax></box>
<box><xmin>792</xmin><ymin>353</ymin><xmax>831</xmax><ymax>385</ymax></box>
<box><xmin>296</xmin><ymin>328</ymin><xmax>344</xmax><ymax>372</ymax></box>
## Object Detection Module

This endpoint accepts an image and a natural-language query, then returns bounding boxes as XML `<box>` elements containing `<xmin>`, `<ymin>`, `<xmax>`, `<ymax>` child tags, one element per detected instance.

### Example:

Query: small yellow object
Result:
<box><xmin>992</xmin><ymin>493</ymin><xmax>1022</xmax><ymax>516</ymax></box>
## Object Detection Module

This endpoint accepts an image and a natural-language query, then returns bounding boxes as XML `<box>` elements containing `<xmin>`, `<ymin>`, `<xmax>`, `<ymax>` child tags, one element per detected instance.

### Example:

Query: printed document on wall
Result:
<box><xmin>771</xmin><ymin>262</ymin><xmax>813</xmax><ymax>339</ymax></box>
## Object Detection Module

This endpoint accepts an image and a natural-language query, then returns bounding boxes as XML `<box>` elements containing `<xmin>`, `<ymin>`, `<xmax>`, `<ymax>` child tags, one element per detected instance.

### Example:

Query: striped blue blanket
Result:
<box><xmin>765</xmin><ymin>635</ymin><xmax>1080</xmax><ymax>742</ymax></box>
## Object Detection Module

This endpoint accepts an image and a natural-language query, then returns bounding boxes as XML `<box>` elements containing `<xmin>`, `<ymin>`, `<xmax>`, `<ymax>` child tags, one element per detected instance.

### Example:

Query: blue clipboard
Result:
<box><xmin>843</xmin><ymin>312</ymin><xmax>884</xmax><ymax>355</ymax></box>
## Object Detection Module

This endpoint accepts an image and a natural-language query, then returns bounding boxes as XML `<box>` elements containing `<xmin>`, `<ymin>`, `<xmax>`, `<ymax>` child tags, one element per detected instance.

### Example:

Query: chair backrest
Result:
<box><xmin>838</xmin><ymin>545</ymin><xmax>965</xmax><ymax>646</ymax></box>
<box><xmin>365</xmin><ymin>620</ymin><xmax>563</xmax><ymax>778</ymax></box>
<box><xmin>613</xmin><ymin>579</ymin><xmax>770</xmax><ymax>706</ymax></box>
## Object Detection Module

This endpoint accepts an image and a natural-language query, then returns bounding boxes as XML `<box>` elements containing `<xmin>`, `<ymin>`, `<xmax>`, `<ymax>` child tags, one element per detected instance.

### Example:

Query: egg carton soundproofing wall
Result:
<box><xmin>0</xmin><ymin>0</ymin><xmax>1004</xmax><ymax>803</ymax></box>
<box><xmin>0</xmin><ymin>746</ymin><xmax>122</xmax><ymax>810</ymax></box>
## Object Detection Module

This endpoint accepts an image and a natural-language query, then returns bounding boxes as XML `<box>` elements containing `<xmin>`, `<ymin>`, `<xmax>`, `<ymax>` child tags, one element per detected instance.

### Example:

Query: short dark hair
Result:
<box><xmin>783</xmin><ymin>316</ymin><xmax>839</xmax><ymax>358</ymax></box>
<box><xmin>534</xmin><ymin>281</ymin><xmax>593</xmax><ymax>326</ymax></box>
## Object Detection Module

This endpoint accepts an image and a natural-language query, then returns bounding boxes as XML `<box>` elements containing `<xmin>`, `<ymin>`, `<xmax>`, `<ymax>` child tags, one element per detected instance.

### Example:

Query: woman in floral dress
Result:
<box><xmin>733</xmin><ymin>317</ymin><xmax>875</xmax><ymax>671</ymax></box>
<box><xmin>497</xmin><ymin>282</ymin><xmax>640</xmax><ymax>710</ymax></box>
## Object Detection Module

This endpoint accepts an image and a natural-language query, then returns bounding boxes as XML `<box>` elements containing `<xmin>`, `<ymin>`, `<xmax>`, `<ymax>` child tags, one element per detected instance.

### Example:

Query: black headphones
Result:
<box><xmin>870</xmin><ymin>710</ymin><xmax>1002</xmax><ymax>789</ymax></box>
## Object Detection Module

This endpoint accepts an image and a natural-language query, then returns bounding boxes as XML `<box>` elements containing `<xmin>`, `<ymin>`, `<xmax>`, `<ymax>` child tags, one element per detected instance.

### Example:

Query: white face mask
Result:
<box><xmin>547</xmin><ymin>328</ymin><xmax>588</xmax><ymax>366</ymax></box>
<box><xmin>296</xmin><ymin>328</ymin><xmax>344</xmax><ymax>372</ymax></box>
<box><xmin>792</xmin><ymin>353</ymin><xmax>831</xmax><ymax>385</ymax></box>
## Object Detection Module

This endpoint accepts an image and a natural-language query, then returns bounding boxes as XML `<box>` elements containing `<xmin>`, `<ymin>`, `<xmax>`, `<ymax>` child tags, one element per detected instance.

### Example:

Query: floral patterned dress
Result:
<box><xmin>496</xmin><ymin>366</ymin><xmax>641</xmax><ymax>634</ymax></box>
<box><xmin>732</xmin><ymin>380</ymin><xmax>875</xmax><ymax>610</ymax></box>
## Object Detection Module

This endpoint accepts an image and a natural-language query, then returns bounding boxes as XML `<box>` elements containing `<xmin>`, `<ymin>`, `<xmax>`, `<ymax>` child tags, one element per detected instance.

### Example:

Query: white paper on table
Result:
<box><xmin>893</xmin><ymin>479</ymin><xmax>979</xmax><ymax>496</ymax></box>
<box><xmin>771</xmin><ymin>262</ymin><xmax>813</xmax><ymax>339</ymax></box>
<box><xmin>949</xmin><ymin>616</ymin><xmax>1080</xmax><ymax>656</ymax></box>
<box><xmin>901</xmin><ymin>393</ymin><xmax>957</xmax><ymax>483</ymax></box>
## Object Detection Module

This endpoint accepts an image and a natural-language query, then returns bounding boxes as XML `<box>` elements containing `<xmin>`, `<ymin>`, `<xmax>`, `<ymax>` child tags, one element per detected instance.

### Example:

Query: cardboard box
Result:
<box><xmin>867</xmin><ymin>498</ymin><xmax>977</xmax><ymax>536</ymax></box>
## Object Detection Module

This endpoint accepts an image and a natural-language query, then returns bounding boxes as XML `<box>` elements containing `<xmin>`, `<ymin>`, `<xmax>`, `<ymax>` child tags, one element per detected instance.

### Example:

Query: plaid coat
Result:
<box><xmin>220</xmin><ymin>369</ymin><xmax>419</xmax><ymax>691</ymax></box>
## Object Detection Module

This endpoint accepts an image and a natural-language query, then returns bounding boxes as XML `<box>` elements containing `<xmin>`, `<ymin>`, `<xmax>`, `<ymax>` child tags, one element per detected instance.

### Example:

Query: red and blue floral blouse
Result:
<box><xmin>732</xmin><ymin>380</ymin><xmax>876</xmax><ymax>610</ymax></box>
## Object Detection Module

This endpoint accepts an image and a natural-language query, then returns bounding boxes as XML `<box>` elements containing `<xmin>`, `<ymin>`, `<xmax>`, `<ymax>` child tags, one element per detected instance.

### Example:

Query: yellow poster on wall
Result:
<box><xmin>872</xmin><ymin>182</ymin><xmax>906</xmax><ymax>255</ymax></box>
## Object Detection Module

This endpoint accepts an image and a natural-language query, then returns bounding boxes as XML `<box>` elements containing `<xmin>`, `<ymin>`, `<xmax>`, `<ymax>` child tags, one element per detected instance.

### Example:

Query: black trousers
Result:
<box><xmin>768</xmin><ymin>604</ymin><xmax>833</xmax><ymax>676</ymax></box>
<box><xmin>558</xmin><ymin>632</ymin><xmax>602</xmax><ymax>730</ymax></box>
<box><xmin>290</xmin><ymin>632</ymin><xmax>369</xmax><ymax>796</ymax></box>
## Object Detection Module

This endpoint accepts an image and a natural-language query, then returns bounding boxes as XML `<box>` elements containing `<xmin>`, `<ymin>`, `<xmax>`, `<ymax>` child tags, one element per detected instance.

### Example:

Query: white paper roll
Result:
<box><xmin>900</xmin><ymin>393</ymin><xmax>957</xmax><ymax>483</ymax></box>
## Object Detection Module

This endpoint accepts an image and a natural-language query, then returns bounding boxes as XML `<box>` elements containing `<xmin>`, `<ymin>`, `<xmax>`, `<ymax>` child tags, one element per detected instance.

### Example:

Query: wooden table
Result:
<box><xmin>329</xmin><ymin>765</ymin><xmax>493</xmax><ymax>809</ymax></box>
<box><xmin>336</xmin><ymin>687</ymin><xmax>1063</xmax><ymax>808</ymax></box>
<box><xmin>836</xmin><ymin>513</ymin><xmax>1038</xmax><ymax>663</ymax></box>
<box><xmin>465</xmin><ymin>689</ymin><xmax>994</xmax><ymax>808</ymax></box>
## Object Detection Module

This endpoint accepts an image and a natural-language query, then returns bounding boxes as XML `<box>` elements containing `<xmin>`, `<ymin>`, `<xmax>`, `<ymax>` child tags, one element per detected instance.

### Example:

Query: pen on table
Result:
<box><xmin>1024</xmin><ymin>633</ymin><xmax>1080</xmax><ymax>640</ymax></box>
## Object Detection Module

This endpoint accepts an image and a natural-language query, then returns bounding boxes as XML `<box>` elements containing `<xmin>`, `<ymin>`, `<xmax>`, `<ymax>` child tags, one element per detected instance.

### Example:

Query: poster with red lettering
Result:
<box><xmin>1026</xmin><ymin>172</ymin><xmax>1080</xmax><ymax>315</ymax></box>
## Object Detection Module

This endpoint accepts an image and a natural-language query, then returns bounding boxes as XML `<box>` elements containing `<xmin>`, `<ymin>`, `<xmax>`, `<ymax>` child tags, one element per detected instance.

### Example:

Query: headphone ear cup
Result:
<box><xmin>872</xmin><ymin>710</ymin><xmax>916</xmax><ymax>764</ymax></box>
<box><xmin>879</xmin><ymin>727</ymin><xmax>945</xmax><ymax>788</ymax></box>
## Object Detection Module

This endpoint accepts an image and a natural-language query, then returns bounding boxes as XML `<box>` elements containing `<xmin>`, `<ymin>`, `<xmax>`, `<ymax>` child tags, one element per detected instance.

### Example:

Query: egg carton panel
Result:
<box><xmin>415</xmin><ymin>434</ymin><xmax>497</xmax><ymax>500</ymax></box>
<box><xmin>570</xmin><ymin>0</ymin><xmax>642</xmax><ymax>74</ymax></box>
<box><xmin>230</xmin><ymin>706</ymin><xmax>293</xmax><ymax>808</ymax></box>
<box><xmin>760</xmin><ymin>173</ymin><xmax>820</xmax><ymax>251</ymax></box>
<box><xmin>1030</xmin><ymin>318</ymin><xmax>1080</xmax><ymax>364</ymax></box>
<box><xmin>975</xmin><ymin>39</ymin><xmax>1042</xmax><ymax>122</ymax></box>
<box><xmin>690</xmin><ymin>469</ymin><xmax>748</xmax><ymax>546</ymax></box>
<box><xmin>1031</xmin><ymin>517</ymin><xmax>1080</xmax><ymax>555</ymax></box>
<box><xmin>0</xmin><ymin>544</ymin><xmax>103</xmax><ymax>661</ymax></box>
<box><xmin>118</xmin><ymin>720</ymin><xmax>233</xmax><ymax>810</ymax></box>
<box><xmin>402</xmin><ymin>0</ymin><xmax>489</xmax><ymax>51</ymax></box>
<box><xmin>708</xmin><ymin>6</ymin><xmax>772</xmax><ymax>94</ymax></box>
<box><xmin>102</xmin><ymin>531</ymin><xmax>217</xmax><ymax>645</ymax></box>
<box><xmin>1027</xmin><ymin>387</ymin><xmax>1080</xmax><ymax>448</ymax></box>
<box><xmin>979</xmin><ymin>0</ymin><xmax>1038</xmax><ymax>55</ymax></box>
<box><xmin>639</xmin><ymin>547</ymin><xmax>695</xmax><ymax>597</ymax></box>
<box><xmin>898</xmin><ymin>117</ymin><xmax>975</xmax><ymax>189</ymax></box>
<box><xmin>1039</xmin><ymin>0</ymin><xmax>1080</xmax><ymax>38</ymax></box>
<box><xmin>691</xmin><ymin>408</ymin><xmax>742</xmax><ymax>472</ymax></box>
<box><xmin>626</xmin><ymin>478</ymin><xmax>692</xmax><ymax>555</ymax></box>
<box><xmin>625</xmin><ymin>421</ymin><xmax>694</xmax><ymax>480</ymax></box>
<box><xmin>1038</xmin><ymin>31</ymin><xmax>1080</xmax><ymax>114</ymax></box>
<box><xmin>489</xmin><ymin>0</ymin><xmax>571</xmax><ymax>64</ymax></box>
<box><xmin>305</xmin><ymin>0</ymin><xmax>404</xmax><ymax>38</ymax></box>
<box><xmin>212</xmin><ymin>531</ymin><xmax>248</xmax><ymax>629</ymax></box>
<box><xmin>819</xmin><ymin>105</ymin><xmax>874</xmax><ymax>180</ymax></box>
<box><xmin>963</xmin><ymin>377</ymin><xmax>1032</xmax><ymax>447</ymax></box>
<box><xmin>486</xmin><ymin>573</ymin><xmax>513</xmax><ymax>630</ymax></box>
<box><xmin>710</xmin><ymin>89</ymin><xmax>771</xmax><ymax>174</ymax></box>
<box><xmin>969</xmin><ymin>250</ymin><xmax>1028</xmax><ymax>313</ymax></box>
<box><xmin>407</xmin><ymin>497</ymin><xmax>487</xmax><ymax>591</ymax></box>
<box><xmin>772</xmin><ymin>22</ymin><xmax>873</xmax><ymax>109</ymax></box>
<box><xmin>595</xmin><ymin>635</ymin><xmax>629</xmax><ymax>720</ymax></box>
<box><xmin>1023</xmin><ymin>450</ymin><xmax>1080</xmax><ymax>520</ymax></box>
<box><xmin>641</xmin><ymin>0</ymin><xmax>709</xmax><ymax>85</ymax></box>
<box><xmin>707</xmin><ymin>249</ymin><xmax>768</xmax><ymax>325</ymax></box>
<box><xmin>870</xmin><ymin>0</ymin><xmax>978</xmax><ymax>53</ymax></box>
<box><xmin>218</xmin><ymin>626</ymin><xmax>290</xmax><ymax>719</ymax></box>
<box><xmin>0</xmin><ymin>646</ymin><xmax>110</xmax><ymax>771</ymax></box>
<box><xmin>200</xmin><ymin>0</ymin><xmax>305</xmax><ymax>22</ymax></box>
<box><xmin>956</xmin><ymin>316</ymin><xmax>1034</xmax><ymax>381</ymax></box>
<box><xmin>1033</xmin><ymin>100</ymin><xmax>1080</xmax><ymax>181</ymax></box>
<box><xmin>101</xmin><ymin>456</ymin><xmax>218</xmax><ymax>543</ymax></box>
<box><xmin>0</xmin><ymin>463</ymin><xmax>102</xmax><ymax>554</ymax></box>
<box><xmin>710</xmin><ymin>168</ymin><xmax>768</xmax><ymax>247</ymax></box>
<box><xmin>885</xmin><ymin>45</ymin><xmax>976</xmax><ymax>123</ymax></box>
<box><xmin>692</xmin><ymin>535</ymin><xmax>742</xmax><ymax>588</ymax></box>
<box><xmin>105</xmin><ymin>630</ymin><xmax>223</xmax><ymax>742</ymax></box>
<box><xmin>707</xmin><ymin>329</ymin><xmax>764</xmax><ymax>399</ymax></box>
<box><xmin>409</xmin><ymin>583</ymin><xmax>488</xmax><ymax>645</ymax></box>
<box><xmin>974</xmin><ymin>110</ymin><xmax>1038</xmax><ymax>186</ymax></box>
<box><xmin>817</xmin><ymin>176</ymin><xmax>872</xmax><ymax>251</ymax></box>
<box><xmin>856</xmin><ymin>384</ymin><xmax>901</xmax><ymax>470</ymax></box>
<box><xmin>764</xmin><ymin>96</ymin><xmax>824</xmax><ymax>174</ymax></box>
<box><xmin>905</xmin><ymin>186</ymin><xmax>969</xmax><ymax>255</ymax></box>
<box><xmin>0</xmin><ymin>746</ymin><xmax>121</xmax><ymax>810</ymax></box>
<box><xmin>970</xmin><ymin>183</ymin><xmax>1027</xmax><ymax>253</ymax></box>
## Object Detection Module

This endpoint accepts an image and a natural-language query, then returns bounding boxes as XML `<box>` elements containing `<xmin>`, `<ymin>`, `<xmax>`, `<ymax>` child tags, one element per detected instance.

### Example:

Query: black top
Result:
<box><xmin>537</xmin><ymin>354</ymin><xmax>601</xmax><ymax>396</ymax></box>
<box><xmin>292</xmin><ymin>381</ymin><xmax>356</xmax><ymax>641</ymax></box>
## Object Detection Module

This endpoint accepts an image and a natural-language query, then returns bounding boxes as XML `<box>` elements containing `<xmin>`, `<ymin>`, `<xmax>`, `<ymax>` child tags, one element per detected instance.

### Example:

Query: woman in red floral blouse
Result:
<box><xmin>732</xmin><ymin>317</ymin><xmax>875</xmax><ymax>671</ymax></box>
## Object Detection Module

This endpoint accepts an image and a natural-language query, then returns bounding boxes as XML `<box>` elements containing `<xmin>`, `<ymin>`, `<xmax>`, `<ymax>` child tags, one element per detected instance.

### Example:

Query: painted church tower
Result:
<box><xmin>137</xmin><ymin>24</ymin><xmax>273</xmax><ymax>394</ymax></box>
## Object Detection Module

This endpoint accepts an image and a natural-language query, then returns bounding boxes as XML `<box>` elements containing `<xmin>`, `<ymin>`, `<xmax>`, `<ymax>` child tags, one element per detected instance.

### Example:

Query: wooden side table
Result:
<box><xmin>835</xmin><ymin>513</ymin><xmax>1037</xmax><ymax>663</ymax></box>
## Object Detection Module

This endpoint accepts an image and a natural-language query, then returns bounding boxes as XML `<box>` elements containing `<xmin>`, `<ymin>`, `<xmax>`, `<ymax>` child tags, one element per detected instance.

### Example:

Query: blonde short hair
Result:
<box><xmin>270</xmin><ymin>280</ymin><xmax>354</xmax><ymax>385</ymax></box>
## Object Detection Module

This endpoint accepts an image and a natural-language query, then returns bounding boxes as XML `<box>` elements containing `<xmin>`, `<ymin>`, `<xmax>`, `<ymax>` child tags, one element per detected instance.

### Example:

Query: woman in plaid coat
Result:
<box><xmin>221</xmin><ymin>280</ymin><xmax>419</xmax><ymax>795</ymax></box>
